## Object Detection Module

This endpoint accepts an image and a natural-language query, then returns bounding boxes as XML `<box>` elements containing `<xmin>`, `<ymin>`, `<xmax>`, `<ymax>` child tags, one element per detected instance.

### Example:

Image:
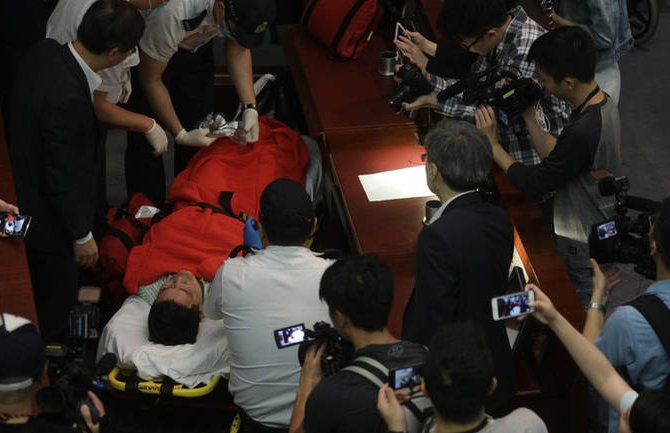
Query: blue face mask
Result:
<box><xmin>218</xmin><ymin>25</ymin><xmax>234</xmax><ymax>39</ymax></box>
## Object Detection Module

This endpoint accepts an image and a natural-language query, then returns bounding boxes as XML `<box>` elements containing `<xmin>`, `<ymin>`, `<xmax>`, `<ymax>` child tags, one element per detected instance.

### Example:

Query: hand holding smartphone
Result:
<box><xmin>491</xmin><ymin>289</ymin><xmax>535</xmax><ymax>321</ymax></box>
<box><xmin>0</xmin><ymin>212</ymin><xmax>32</xmax><ymax>237</ymax></box>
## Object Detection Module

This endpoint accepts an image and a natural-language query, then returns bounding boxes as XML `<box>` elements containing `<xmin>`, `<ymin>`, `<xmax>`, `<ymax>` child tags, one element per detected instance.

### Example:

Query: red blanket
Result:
<box><xmin>123</xmin><ymin>117</ymin><xmax>310</xmax><ymax>293</ymax></box>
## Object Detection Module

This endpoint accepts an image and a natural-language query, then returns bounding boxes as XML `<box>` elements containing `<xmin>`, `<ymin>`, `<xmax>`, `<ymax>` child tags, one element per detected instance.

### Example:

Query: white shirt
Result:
<box><xmin>67</xmin><ymin>42</ymin><xmax>102</xmax><ymax>98</ymax></box>
<box><xmin>205</xmin><ymin>246</ymin><xmax>333</xmax><ymax>428</ymax></box>
<box><xmin>140</xmin><ymin>0</ymin><xmax>218</xmax><ymax>63</ymax></box>
<box><xmin>48</xmin><ymin>0</ymin><xmax>139</xmax><ymax>104</ymax></box>
<box><xmin>427</xmin><ymin>190</ymin><xmax>478</xmax><ymax>225</ymax></box>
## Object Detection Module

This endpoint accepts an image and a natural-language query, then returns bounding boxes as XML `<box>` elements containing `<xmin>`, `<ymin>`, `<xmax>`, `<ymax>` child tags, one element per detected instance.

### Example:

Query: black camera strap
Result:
<box><xmin>624</xmin><ymin>294</ymin><xmax>670</xmax><ymax>389</ymax></box>
<box><xmin>342</xmin><ymin>356</ymin><xmax>432</xmax><ymax>423</ymax></box>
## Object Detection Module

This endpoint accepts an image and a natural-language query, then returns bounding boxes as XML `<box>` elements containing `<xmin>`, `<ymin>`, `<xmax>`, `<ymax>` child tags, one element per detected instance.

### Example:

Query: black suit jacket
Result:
<box><xmin>7</xmin><ymin>39</ymin><xmax>101</xmax><ymax>253</ymax></box>
<box><xmin>402</xmin><ymin>192</ymin><xmax>516</xmax><ymax>410</ymax></box>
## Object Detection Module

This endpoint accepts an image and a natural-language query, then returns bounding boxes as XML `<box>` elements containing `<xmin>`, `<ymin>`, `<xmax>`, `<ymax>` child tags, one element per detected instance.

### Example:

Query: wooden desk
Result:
<box><xmin>280</xmin><ymin>25</ymin><xmax>414</xmax><ymax>136</ymax></box>
<box><xmin>0</xmin><ymin>115</ymin><xmax>38</xmax><ymax>325</ymax></box>
<box><xmin>281</xmin><ymin>20</ymin><xmax>586</xmax><ymax>432</ymax></box>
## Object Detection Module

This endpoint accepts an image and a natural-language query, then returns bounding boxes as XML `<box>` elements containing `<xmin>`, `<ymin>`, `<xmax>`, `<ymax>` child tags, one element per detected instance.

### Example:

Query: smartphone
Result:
<box><xmin>389</xmin><ymin>365</ymin><xmax>422</xmax><ymax>391</ymax></box>
<box><xmin>394</xmin><ymin>22</ymin><xmax>410</xmax><ymax>41</ymax></box>
<box><xmin>273</xmin><ymin>323</ymin><xmax>306</xmax><ymax>349</ymax></box>
<box><xmin>0</xmin><ymin>213</ymin><xmax>32</xmax><ymax>237</ymax></box>
<box><xmin>491</xmin><ymin>290</ymin><xmax>535</xmax><ymax>321</ymax></box>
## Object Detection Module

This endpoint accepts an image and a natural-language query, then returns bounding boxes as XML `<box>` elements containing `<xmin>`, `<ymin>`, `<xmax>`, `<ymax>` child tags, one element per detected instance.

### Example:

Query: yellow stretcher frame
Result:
<box><xmin>108</xmin><ymin>366</ymin><xmax>221</xmax><ymax>398</ymax></box>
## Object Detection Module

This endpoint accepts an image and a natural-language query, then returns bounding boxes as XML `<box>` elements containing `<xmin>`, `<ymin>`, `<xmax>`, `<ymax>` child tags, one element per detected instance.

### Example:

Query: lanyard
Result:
<box><xmin>571</xmin><ymin>85</ymin><xmax>600</xmax><ymax>118</ymax></box>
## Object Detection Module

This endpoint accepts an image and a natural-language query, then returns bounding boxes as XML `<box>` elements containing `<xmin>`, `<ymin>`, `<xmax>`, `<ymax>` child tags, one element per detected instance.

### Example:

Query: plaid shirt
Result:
<box><xmin>430</xmin><ymin>6</ymin><xmax>571</xmax><ymax>165</ymax></box>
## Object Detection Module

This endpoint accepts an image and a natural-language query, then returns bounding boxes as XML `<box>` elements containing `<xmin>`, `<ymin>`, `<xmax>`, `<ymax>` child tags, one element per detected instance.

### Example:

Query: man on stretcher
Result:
<box><xmin>97</xmin><ymin>117</ymin><xmax>314</xmax><ymax>385</ymax></box>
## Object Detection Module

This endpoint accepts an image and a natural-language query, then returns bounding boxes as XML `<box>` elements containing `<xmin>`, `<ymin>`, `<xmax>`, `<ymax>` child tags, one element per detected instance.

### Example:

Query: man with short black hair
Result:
<box><xmin>378</xmin><ymin>322</ymin><xmax>547</xmax><ymax>433</ymax></box>
<box><xmin>7</xmin><ymin>0</ymin><xmax>145</xmax><ymax>341</ymax></box>
<box><xmin>289</xmin><ymin>254</ymin><xmax>426</xmax><ymax>433</ymax></box>
<box><xmin>146</xmin><ymin>270</ymin><xmax>205</xmax><ymax>346</ymax></box>
<box><xmin>475</xmin><ymin>26</ymin><xmax>622</xmax><ymax>305</ymax></box>
<box><xmin>205</xmin><ymin>178</ymin><xmax>332</xmax><ymax>431</ymax></box>
<box><xmin>402</xmin><ymin>120</ymin><xmax>516</xmax><ymax>412</ymax></box>
<box><xmin>403</xmin><ymin>0</ymin><xmax>569</xmax><ymax>166</ymax></box>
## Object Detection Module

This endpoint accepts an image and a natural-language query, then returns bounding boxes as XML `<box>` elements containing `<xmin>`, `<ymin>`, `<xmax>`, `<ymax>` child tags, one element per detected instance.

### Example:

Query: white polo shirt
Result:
<box><xmin>140</xmin><ymin>0</ymin><xmax>218</xmax><ymax>63</ymax></box>
<box><xmin>46</xmin><ymin>0</ymin><xmax>139</xmax><ymax>104</ymax></box>
<box><xmin>205</xmin><ymin>246</ymin><xmax>333</xmax><ymax>428</ymax></box>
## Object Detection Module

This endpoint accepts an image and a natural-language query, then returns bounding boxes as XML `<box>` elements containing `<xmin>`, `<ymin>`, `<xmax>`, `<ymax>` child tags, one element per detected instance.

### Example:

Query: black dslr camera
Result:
<box><xmin>386</xmin><ymin>63</ymin><xmax>434</xmax><ymax>111</ymax></box>
<box><xmin>297</xmin><ymin>322</ymin><xmax>353</xmax><ymax>377</ymax></box>
<box><xmin>588</xmin><ymin>175</ymin><xmax>660</xmax><ymax>279</ymax></box>
<box><xmin>37</xmin><ymin>344</ymin><xmax>116</xmax><ymax>428</ymax></box>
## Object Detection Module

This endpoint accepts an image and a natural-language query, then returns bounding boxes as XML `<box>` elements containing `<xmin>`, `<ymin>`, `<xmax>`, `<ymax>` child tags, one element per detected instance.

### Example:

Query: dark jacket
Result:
<box><xmin>7</xmin><ymin>39</ymin><xmax>102</xmax><ymax>253</ymax></box>
<box><xmin>402</xmin><ymin>191</ymin><xmax>516</xmax><ymax>410</ymax></box>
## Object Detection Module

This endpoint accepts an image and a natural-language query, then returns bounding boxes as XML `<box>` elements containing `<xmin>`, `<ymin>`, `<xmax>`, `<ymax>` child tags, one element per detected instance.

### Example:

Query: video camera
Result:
<box><xmin>438</xmin><ymin>65</ymin><xmax>544</xmax><ymax>127</ymax></box>
<box><xmin>588</xmin><ymin>175</ymin><xmax>660</xmax><ymax>279</ymax></box>
<box><xmin>37</xmin><ymin>344</ymin><xmax>116</xmax><ymax>427</ymax></box>
<box><xmin>297</xmin><ymin>321</ymin><xmax>353</xmax><ymax>377</ymax></box>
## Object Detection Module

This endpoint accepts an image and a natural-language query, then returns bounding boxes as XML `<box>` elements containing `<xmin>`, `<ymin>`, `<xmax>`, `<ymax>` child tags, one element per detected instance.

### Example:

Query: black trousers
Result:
<box><xmin>125</xmin><ymin>42</ymin><xmax>214</xmax><ymax>205</ymax></box>
<box><xmin>27</xmin><ymin>249</ymin><xmax>79</xmax><ymax>343</ymax></box>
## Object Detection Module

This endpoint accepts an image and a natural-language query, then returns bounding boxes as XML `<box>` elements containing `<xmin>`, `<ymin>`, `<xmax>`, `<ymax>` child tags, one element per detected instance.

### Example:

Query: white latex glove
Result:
<box><xmin>242</xmin><ymin>108</ymin><xmax>259</xmax><ymax>143</ymax></box>
<box><xmin>175</xmin><ymin>128</ymin><xmax>216</xmax><ymax>147</ymax></box>
<box><xmin>144</xmin><ymin>119</ymin><xmax>168</xmax><ymax>155</ymax></box>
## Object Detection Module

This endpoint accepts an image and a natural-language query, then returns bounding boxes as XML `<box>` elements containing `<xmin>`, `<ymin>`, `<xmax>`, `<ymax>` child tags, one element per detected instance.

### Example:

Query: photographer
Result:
<box><xmin>589</xmin><ymin>197</ymin><xmax>670</xmax><ymax>433</ymax></box>
<box><xmin>288</xmin><ymin>255</ymin><xmax>426</xmax><ymax>433</ymax></box>
<box><xmin>475</xmin><ymin>26</ymin><xmax>622</xmax><ymax>305</ymax></box>
<box><xmin>377</xmin><ymin>322</ymin><xmax>547</xmax><ymax>433</ymax></box>
<box><xmin>0</xmin><ymin>313</ymin><xmax>106</xmax><ymax>433</ymax></box>
<box><xmin>527</xmin><ymin>283</ymin><xmax>670</xmax><ymax>433</ymax></box>
<box><xmin>402</xmin><ymin>0</ymin><xmax>569</xmax><ymax>166</ymax></box>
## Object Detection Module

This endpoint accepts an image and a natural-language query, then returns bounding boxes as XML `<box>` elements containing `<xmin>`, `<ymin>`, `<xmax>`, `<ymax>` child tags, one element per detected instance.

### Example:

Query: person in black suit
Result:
<box><xmin>6</xmin><ymin>0</ymin><xmax>145</xmax><ymax>342</ymax></box>
<box><xmin>402</xmin><ymin>119</ymin><xmax>516</xmax><ymax>413</ymax></box>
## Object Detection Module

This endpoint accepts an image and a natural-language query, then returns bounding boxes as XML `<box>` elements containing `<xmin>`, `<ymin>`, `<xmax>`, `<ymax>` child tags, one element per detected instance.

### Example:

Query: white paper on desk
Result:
<box><xmin>358</xmin><ymin>166</ymin><xmax>434</xmax><ymax>202</ymax></box>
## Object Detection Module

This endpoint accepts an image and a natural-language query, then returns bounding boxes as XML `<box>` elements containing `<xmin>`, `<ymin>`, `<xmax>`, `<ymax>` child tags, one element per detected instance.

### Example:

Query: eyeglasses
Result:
<box><xmin>460</xmin><ymin>32</ymin><xmax>485</xmax><ymax>51</ymax></box>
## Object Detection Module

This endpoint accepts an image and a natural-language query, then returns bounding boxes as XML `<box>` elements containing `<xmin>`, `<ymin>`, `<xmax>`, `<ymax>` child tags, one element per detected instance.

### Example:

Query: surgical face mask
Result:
<box><xmin>218</xmin><ymin>25</ymin><xmax>235</xmax><ymax>39</ymax></box>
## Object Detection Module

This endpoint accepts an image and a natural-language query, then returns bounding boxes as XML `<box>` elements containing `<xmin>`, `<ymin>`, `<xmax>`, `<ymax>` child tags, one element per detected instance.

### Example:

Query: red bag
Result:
<box><xmin>301</xmin><ymin>0</ymin><xmax>382</xmax><ymax>60</ymax></box>
<box><xmin>97</xmin><ymin>192</ymin><xmax>159</xmax><ymax>302</ymax></box>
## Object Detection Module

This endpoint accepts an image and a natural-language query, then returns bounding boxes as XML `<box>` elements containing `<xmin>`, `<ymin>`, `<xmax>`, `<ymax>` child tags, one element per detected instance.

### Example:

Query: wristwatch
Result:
<box><xmin>586</xmin><ymin>302</ymin><xmax>606</xmax><ymax>312</ymax></box>
<box><xmin>242</xmin><ymin>103</ymin><xmax>257</xmax><ymax>111</ymax></box>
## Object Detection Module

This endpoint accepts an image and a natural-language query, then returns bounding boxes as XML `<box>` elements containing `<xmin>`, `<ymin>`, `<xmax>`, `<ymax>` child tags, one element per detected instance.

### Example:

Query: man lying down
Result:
<box><xmin>97</xmin><ymin>270</ymin><xmax>228</xmax><ymax>388</ymax></box>
<box><xmin>96</xmin><ymin>117</ymin><xmax>312</xmax><ymax>387</ymax></box>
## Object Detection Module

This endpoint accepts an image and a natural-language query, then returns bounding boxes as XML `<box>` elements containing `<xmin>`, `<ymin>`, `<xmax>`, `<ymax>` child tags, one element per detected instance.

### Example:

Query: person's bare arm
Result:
<box><xmin>522</xmin><ymin>106</ymin><xmax>557</xmax><ymax>159</ymax></box>
<box><xmin>551</xmin><ymin>12</ymin><xmax>575</xmax><ymax>28</ymax></box>
<box><xmin>529</xmin><ymin>284</ymin><xmax>631</xmax><ymax>411</ymax></box>
<box><xmin>93</xmin><ymin>91</ymin><xmax>154</xmax><ymax>133</ymax></box>
<box><xmin>224</xmin><ymin>39</ymin><xmax>255</xmax><ymax>105</ymax></box>
<box><xmin>582</xmin><ymin>259</ymin><xmax>622</xmax><ymax>341</ymax></box>
<box><xmin>138</xmin><ymin>50</ymin><xmax>183</xmax><ymax>135</ymax></box>
<box><xmin>475</xmin><ymin>105</ymin><xmax>516</xmax><ymax>173</ymax></box>
<box><xmin>288</xmin><ymin>345</ymin><xmax>325</xmax><ymax>433</ymax></box>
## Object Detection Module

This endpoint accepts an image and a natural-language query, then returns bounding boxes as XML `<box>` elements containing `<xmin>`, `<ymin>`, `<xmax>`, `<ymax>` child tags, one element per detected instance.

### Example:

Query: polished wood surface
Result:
<box><xmin>279</xmin><ymin>25</ymin><xmax>414</xmax><ymax>136</ymax></box>
<box><xmin>0</xmin><ymin>115</ymin><xmax>38</xmax><ymax>325</ymax></box>
<box><xmin>281</xmin><ymin>17</ymin><xmax>586</xmax><ymax>431</ymax></box>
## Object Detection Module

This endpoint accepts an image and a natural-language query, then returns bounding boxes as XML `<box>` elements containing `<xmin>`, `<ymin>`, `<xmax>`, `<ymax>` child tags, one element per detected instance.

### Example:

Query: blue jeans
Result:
<box><xmin>569</xmin><ymin>267</ymin><xmax>594</xmax><ymax>307</ymax></box>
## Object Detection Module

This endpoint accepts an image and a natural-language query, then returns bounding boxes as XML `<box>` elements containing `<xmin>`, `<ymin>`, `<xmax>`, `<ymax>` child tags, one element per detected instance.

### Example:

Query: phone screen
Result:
<box><xmin>596</xmin><ymin>220</ymin><xmax>618</xmax><ymax>241</ymax></box>
<box><xmin>273</xmin><ymin>323</ymin><xmax>306</xmax><ymax>349</ymax></box>
<box><xmin>390</xmin><ymin>366</ymin><xmax>422</xmax><ymax>390</ymax></box>
<box><xmin>492</xmin><ymin>290</ymin><xmax>534</xmax><ymax>321</ymax></box>
<box><xmin>0</xmin><ymin>213</ymin><xmax>32</xmax><ymax>237</ymax></box>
